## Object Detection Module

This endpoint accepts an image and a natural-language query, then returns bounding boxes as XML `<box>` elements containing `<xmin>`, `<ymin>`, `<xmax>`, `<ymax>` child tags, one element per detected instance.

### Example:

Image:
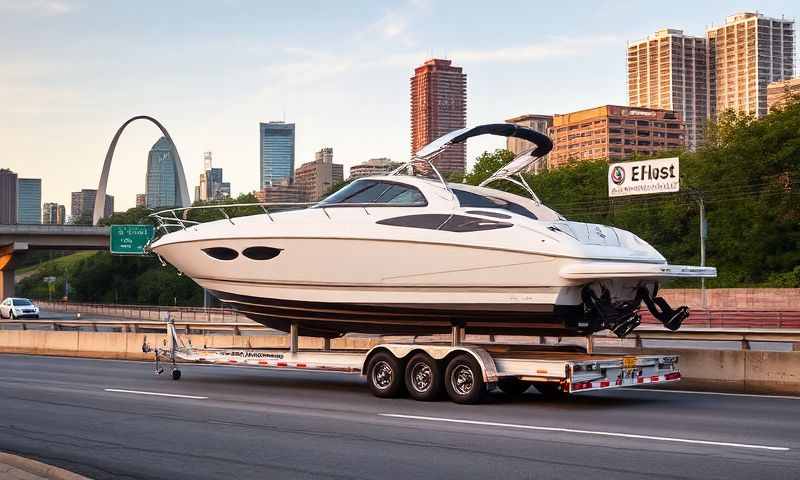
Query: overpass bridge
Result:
<box><xmin>0</xmin><ymin>225</ymin><xmax>109</xmax><ymax>299</ymax></box>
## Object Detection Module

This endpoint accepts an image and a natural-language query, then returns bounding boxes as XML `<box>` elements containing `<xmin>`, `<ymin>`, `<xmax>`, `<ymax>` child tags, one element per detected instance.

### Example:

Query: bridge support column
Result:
<box><xmin>0</xmin><ymin>242</ymin><xmax>29</xmax><ymax>300</ymax></box>
<box><xmin>0</xmin><ymin>268</ymin><xmax>13</xmax><ymax>300</ymax></box>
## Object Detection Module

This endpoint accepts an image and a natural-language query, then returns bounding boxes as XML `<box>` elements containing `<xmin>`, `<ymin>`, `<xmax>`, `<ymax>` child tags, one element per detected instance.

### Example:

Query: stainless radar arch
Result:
<box><xmin>94</xmin><ymin>115</ymin><xmax>191</xmax><ymax>225</ymax></box>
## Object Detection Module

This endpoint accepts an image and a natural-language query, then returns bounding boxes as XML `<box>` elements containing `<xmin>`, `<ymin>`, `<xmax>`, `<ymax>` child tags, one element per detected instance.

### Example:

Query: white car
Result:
<box><xmin>0</xmin><ymin>298</ymin><xmax>40</xmax><ymax>319</ymax></box>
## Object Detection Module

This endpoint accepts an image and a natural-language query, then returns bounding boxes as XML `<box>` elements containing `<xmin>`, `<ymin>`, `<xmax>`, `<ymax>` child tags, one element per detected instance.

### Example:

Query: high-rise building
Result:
<box><xmin>348</xmin><ymin>158</ymin><xmax>403</xmax><ymax>180</ymax></box>
<box><xmin>260</xmin><ymin>121</ymin><xmax>295</xmax><ymax>188</ymax></box>
<box><xmin>767</xmin><ymin>78</ymin><xmax>800</xmax><ymax>112</ymax></box>
<box><xmin>42</xmin><ymin>202</ymin><xmax>66</xmax><ymax>225</ymax></box>
<box><xmin>410</xmin><ymin>59</ymin><xmax>467</xmax><ymax>174</ymax></box>
<box><xmin>145</xmin><ymin>136</ymin><xmax>180</xmax><ymax>209</ymax></box>
<box><xmin>70</xmin><ymin>189</ymin><xmax>113</xmax><ymax>223</ymax></box>
<box><xmin>549</xmin><ymin>105</ymin><xmax>686</xmax><ymax>168</ymax></box>
<box><xmin>0</xmin><ymin>169</ymin><xmax>17</xmax><ymax>224</ymax></box>
<box><xmin>16</xmin><ymin>178</ymin><xmax>41</xmax><ymax>224</ymax></box>
<box><xmin>294</xmin><ymin>147</ymin><xmax>344</xmax><ymax>202</ymax></box>
<box><xmin>194</xmin><ymin>152</ymin><xmax>231</xmax><ymax>202</ymax></box>
<box><xmin>203</xmin><ymin>151</ymin><xmax>213</xmax><ymax>171</ymax></box>
<box><xmin>707</xmin><ymin>12</ymin><xmax>795</xmax><ymax>119</ymax></box>
<box><xmin>136</xmin><ymin>194</ymin><xmax>146</xmax><ymax>207</ymax></box>
<box><xmin>627</xmin><ymin>29</ymin><xmax>708</xmax><ymax>150</ymax></box>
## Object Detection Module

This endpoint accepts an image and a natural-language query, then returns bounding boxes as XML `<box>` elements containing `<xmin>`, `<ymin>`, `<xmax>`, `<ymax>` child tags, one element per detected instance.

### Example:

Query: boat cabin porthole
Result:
<box><xmin>202</xmin><ymin>247</ymin><xmax>239</xmax><ymax>261</ymax></box>
<box><xmin>242</xmin><ymin>246</ymin><xmax>282</xmax><ymax>260</ymax></box>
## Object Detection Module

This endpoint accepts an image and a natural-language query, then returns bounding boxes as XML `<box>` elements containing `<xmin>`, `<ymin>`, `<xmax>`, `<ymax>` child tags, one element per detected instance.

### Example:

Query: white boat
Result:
<box><xmin>149</xmin><ymin>123</ymin><xmax>716</xmax><ymax>338</ymax></box>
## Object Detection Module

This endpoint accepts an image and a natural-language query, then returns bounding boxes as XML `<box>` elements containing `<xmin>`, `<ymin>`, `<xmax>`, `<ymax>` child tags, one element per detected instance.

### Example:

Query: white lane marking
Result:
<box><xmin>104</xmin><ymin>388</ymin><xmax>207</xmax><ymax>399</ymax></box>
<box><xmin>379</xmin><ymin>414</ymin><xmax>789</xmax><ymax>452</ymax></box>
<box><xmin>635</xmin><ymin>389</ymin><xmax>800</xmax><ymax>400</ymax></box>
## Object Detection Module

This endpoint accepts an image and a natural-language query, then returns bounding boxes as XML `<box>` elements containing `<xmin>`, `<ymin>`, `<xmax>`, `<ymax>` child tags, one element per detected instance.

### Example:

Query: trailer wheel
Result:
<box><xmin>366</xmin><ymin>351</ymin><xmax>405</xmax><ymax>398</ymax></box>
<box><xmin>444</xmin><ymin>354</ymin><xmax>485</xmax><ymax>404</ymax></box>
<box><xmin>533</xmin><ymin>382</ymin><xmax>569</xmax><ymax>400</ymax></box>
<box><xmin>497</xmin><ymin>378</ymin><xmax>531</xmax><ymax>396</ymax></box>
<box><xmin>172</xmin><ymin>369</ymin><xmax>182</xmax><ymax>380</ymax></box>
<box><xmin>404</xmin><ymin>353</ymin><xmax>443</xmax><ymax>401</ymax></box>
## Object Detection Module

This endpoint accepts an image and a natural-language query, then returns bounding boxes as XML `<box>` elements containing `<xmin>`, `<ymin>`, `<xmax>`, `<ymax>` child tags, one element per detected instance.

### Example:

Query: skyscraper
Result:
<box><xmin>194</xmin><ymin>152</ymin><xmax>231</xmax><ymax>202</ymax></box>
<box><xmin>627</xmin><ymin>29</ymin><xmax>708</xmax><ymax>150</ymax></box>
<box><xmin>707</xmin><ymin>12</ymin><xmax>795</xmax><ymax>119</ymax></box>
<box><xmin>16</xmin><ymin>178</ymin><xmax>41</xmax><ymax>224</ymax></box>
<box><xmin>0</xmin><ymin>169</ymin><xmax>17</xmax><ymax>224</ymax></box>
<box><xmin>43</xmin><ymin>202</ymin><xmax>66</xmax><ymax>225</ymax></box>
<box><xmin>145</xmin><ymin>136</ymin><xmax>180</xmax><ymax>209</ymax></box>
<box><xmin>136</xmin><ymin>194</ymin><xmax>146</xmax><ymax>207</ymax></box>
<box><xmin>70</xmin><ymin>189</ymin><xmax>113</xmax><ymax>223</ymax></box>
<box><xmin>410</xmin><ymin>59</ymin><xmax>467</xmax><ymax>174</ymax></box>
<box><xmin>260</xmin><ymin>121</ymin><xmax>295</xmax><ymax>188</ymax></box>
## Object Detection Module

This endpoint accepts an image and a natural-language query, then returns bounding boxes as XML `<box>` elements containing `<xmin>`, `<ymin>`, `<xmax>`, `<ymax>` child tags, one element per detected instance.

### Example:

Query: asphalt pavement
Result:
<box><xmin>0</xmin><ymin>354</ymin><xmax>798</xmax><ymax>480</ymax></box>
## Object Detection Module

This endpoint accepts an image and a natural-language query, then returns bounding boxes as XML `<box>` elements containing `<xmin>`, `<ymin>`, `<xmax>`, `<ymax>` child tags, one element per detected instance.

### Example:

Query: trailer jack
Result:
<box><xmin>142</xmin><ymin>318</ymin><xmax>184</xmax><ymax>380</ymax></box>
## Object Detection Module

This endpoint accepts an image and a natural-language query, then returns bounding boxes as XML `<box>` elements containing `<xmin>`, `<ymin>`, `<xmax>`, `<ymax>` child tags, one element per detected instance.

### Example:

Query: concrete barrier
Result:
<box><xmin>0</xmin><ymin>330</ymin><xmax>797</xmax><ymax>395</ymax></box>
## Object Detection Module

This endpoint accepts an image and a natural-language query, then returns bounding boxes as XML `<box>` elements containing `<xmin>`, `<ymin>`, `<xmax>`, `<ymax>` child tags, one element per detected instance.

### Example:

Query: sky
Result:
<box><xmin>1</xmin><ymin>0</ymin><xmax>798</xmax><ymax>211</ymax></box>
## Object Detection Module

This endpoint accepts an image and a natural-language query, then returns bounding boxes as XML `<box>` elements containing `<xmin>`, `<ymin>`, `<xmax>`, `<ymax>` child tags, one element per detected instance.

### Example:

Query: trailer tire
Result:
<box><xmin>444</xmin><ymin>354</ymin><xmax>485</xmax><ymax>404</ymax></box>
<box><xmin>497</xmin><ymin>378</ymin><xmax>531</xmax><ymax>396</ymax></box>
<box><xmin>405</xmin><ymin>353</ymin><xmax>443</xmax><ymax>401</ymax></box>
<box><xmin>172</xmin><ymin>369</ymin><xmax>181</xmax><ymax>380</ymax></box>
<box><xmin>533</xmin><ymin>382</ymin><xmax>569</xmax><ymax>400</ymax></box>
<box><xmin>366</xmin><ymin>351</ymin><xmax>405</xmax><ymax>398</ymax></box>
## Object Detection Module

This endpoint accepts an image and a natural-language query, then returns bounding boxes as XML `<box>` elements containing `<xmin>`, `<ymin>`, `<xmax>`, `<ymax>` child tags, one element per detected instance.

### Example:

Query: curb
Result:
<box><xmin>0</xmin><ymin>452</ymin><xmax>90</xmax><ymax>480</ymax></box>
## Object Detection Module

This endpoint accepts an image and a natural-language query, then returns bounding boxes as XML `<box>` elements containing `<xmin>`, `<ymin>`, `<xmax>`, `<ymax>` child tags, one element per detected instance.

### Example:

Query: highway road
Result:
<box><xmin>0</xmin><ymin>354</ymin><xmax>798</xmax><ymax>480</ymax></box>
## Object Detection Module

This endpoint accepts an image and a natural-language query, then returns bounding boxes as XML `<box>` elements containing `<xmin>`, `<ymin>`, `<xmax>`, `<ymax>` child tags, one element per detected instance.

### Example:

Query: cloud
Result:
<box><xmin>450</xmin><ymin>35</ymin><xmax>623</xmax><ymax>64</ymax></box>
<box><xmin>0</xmin><ymin>0</ymin><xmax>77</xmax><ymax>15</ymax></box>
<box><xmin>260</xmin><ymin>33</ymin><xmax>623</xmax><ymax>91</ymax></box>
<box><xmin>365</xmin><ymin>0</ymin><xmax>432</xmax><ymax>46</ymax></box>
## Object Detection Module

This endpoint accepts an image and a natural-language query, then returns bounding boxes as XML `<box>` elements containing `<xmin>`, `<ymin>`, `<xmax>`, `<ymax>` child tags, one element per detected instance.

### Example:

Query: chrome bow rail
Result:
<box><xmin>149</xmin><ymin>202</ymin><xmax>314</xmax><ymax>234</ymax></box>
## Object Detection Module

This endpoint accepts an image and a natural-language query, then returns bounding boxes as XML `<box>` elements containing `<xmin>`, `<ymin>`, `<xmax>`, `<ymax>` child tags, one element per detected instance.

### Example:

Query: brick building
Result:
<box><xmin>549</xmin><ymin>105</ymin><xmax>686</xmax><ymax>168</ymax></box>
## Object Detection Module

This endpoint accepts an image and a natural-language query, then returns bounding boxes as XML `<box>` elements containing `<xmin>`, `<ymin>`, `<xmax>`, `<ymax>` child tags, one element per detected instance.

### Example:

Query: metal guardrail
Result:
<box><xmin>35</xmin><ymin>300</ymin><xmax>256</xmax><ymax>324</ymax></box>
<box><xmin>2</xmin><ymin>319</ymin><xmax>798</xmax><ymax>351</ymax></box>
<box><xmin>36</xmin><ymin>301</ymin><xmax>800</xmax><ymax>329</ymax></box>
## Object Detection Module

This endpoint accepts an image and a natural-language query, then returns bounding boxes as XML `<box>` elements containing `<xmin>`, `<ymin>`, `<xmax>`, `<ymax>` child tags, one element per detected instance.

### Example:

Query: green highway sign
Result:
<box><xmin>110</xmin><ymin>224</ymin><xmax>155</xmax><ymax>255</ymax></box>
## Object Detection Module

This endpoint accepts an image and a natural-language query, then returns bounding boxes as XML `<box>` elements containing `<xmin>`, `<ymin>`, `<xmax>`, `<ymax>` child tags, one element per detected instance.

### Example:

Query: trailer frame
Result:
<box><xmin>145</xmin><ymin>320</ymin><xmax>681</xmax><ymax>403</ymax></box>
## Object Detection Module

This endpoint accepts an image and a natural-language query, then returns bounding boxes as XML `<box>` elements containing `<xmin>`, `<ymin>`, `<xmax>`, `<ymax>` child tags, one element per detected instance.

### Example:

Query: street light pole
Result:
<box><xmin>694</xmin><ymin>191</ymin><xmax>708</xmax><ymax>315</ymax></box>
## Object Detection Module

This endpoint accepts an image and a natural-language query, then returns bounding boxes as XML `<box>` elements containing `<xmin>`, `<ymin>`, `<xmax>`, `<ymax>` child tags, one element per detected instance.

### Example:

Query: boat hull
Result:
<box><xmin>208</xmin><ymin>288</ymin><xmax>586</xmax><ymax>338</ymax></box>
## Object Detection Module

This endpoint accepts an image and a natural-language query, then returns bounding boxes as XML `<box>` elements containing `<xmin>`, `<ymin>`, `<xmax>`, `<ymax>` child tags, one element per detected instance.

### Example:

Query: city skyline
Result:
<box><xmin>2</xmin><ymin>1</ymin><xmax>799</xmax><ymax>211</ymax></box>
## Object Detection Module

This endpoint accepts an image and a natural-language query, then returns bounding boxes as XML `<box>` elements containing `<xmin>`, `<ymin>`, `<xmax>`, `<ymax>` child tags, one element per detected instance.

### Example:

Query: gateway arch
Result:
<box><xmin>94</xmin><ymin>115</ymin><xmax>191</xmax><ymax>225</ymax></box>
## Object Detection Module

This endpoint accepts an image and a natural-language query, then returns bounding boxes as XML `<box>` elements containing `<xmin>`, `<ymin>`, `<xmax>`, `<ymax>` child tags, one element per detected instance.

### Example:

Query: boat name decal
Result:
<box><xmin>221</xmin><ymin>351</ymin><xmax>284</xmax><ymax>359</ymax></box>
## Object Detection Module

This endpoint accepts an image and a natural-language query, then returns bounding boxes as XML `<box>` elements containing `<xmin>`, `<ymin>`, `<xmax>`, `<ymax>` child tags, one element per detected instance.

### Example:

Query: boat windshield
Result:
<box><xmin>318</xmin><ymin>180</ymin><xmax>427</xmax><ymax>206</ymax></box>
<box><xmin>451</xmin><ymin>188</ymin><xmax>538</xmax><ymax>220</ymax></box>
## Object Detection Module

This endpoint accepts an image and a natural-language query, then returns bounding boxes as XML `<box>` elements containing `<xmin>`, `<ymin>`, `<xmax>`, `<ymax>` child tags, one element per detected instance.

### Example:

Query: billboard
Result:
<box><xmin>608</xmin><ymin>157</ymin><xmax>679</xmax><ymax>198</ymax></box>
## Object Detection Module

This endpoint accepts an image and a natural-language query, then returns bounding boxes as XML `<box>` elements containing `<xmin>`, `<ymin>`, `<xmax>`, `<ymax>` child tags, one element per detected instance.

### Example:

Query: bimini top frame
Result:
<box><xmin>391</xmin><ymin>123</ymin><xmax>554</xmax><ymax>204</ymax></box>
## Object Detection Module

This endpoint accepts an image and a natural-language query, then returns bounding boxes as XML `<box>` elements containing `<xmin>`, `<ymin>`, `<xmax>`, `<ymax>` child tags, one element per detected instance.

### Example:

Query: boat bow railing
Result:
<box><xmin>149</xmin><ymin>202</ymin><xmax>315</xmax><ymax>234</ymax></box>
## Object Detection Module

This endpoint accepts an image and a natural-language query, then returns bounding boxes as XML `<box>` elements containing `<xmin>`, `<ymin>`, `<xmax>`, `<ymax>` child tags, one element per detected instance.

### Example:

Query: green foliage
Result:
<box><xmin>463</xmin><ymin>101</ymin><xmax>800</xmax><ymax>288</ymax></box>
<box><xmin>98</xmin><ymin>206</ymin><xmax>154</xmax><ymax>226</ymax></box>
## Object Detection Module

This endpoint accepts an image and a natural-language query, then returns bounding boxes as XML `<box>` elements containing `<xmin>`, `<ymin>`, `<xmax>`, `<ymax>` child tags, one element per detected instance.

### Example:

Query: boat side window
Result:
<box><xmin>452</xmin><ymin>189</ymin><xmax>538</xmax><ymax>220</ymax></box>
<box><xmin>319</xmin><ymin>180</ymin><xmax>426</xmax><ymax>206</ymax></box>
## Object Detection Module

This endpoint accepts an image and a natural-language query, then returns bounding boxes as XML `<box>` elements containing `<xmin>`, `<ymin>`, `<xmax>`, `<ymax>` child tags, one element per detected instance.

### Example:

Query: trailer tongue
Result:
<box><xmin>145</xmin><ymin>320</ymin><xmax>680</xmax><ymax>404</ymax></box>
